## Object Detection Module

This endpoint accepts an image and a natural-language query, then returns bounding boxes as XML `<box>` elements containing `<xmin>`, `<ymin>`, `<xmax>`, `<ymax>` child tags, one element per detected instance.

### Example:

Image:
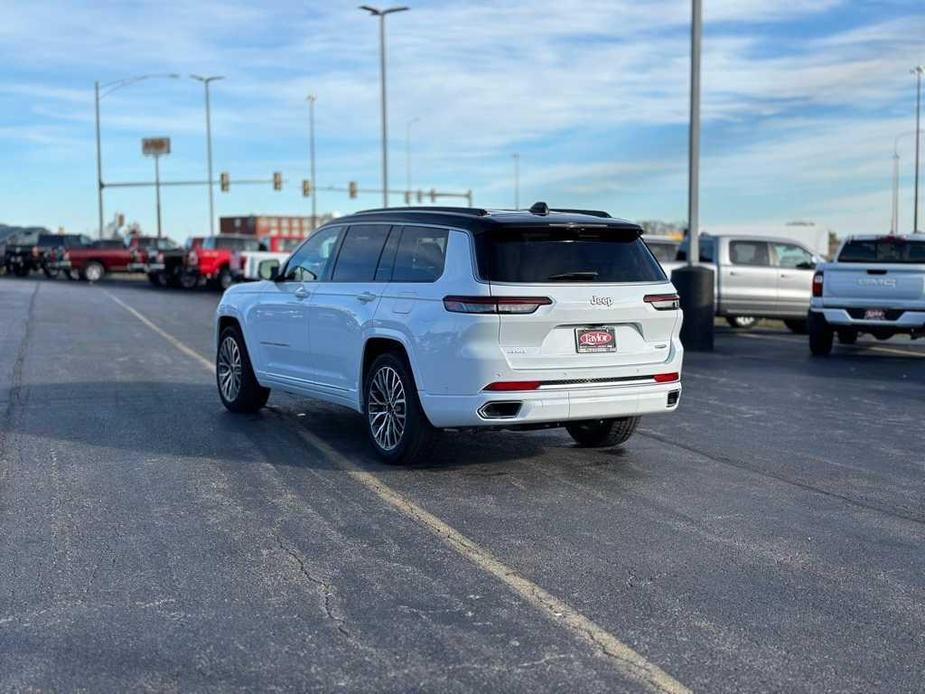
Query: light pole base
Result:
<box><xmin>672</xmin><ymin>265</ymin><xmax>714</xmax><ymax>352</ymax></box>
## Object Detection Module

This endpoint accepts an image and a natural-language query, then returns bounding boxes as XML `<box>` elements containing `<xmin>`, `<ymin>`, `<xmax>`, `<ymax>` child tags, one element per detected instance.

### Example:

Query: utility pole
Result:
<box><xmin>191</xmin><ymin>75</ymin><xmax>224</xmax><ymax>236</ymax></box>
<box><xmin>892</xmin><ymin>148</ymin><xmax>900</xmax><ymax>234</ymax></box>
<box><xmin>360</xmin><ymin>5</ymin><xmax>409</xmax><ymax>208</ymax></box>
<box><xmin>672</xmin><ymin>0</ymin><xmax>713</xmax><ymax>351</ymax></box>
<box><xmin>308</xmin><ymin>94</ymin><xmax>317</xmax><ymax>228</ymax></box>
<box><xmin>912</xmin><ymin>66</ymin><xmax>923</xmax><ymax>232</ymax></box>
<box><xmin>95</xmin><ymin>81</ymin><xmax>103</xmax><ymax>239</ymax></box>
<box><xmin>154</xmin><ymin>154</ymin><xmax>163</xmax><ymax>239</ymax></box>
<box><xmin>406</xmin><ymin>116</ymin><xmax>419</xmax><ymax>199</ymax></box>
<box><xmin>512</xmin><ymin>152</ymin><xmax>520</xmax><ymax>209</ymax></box>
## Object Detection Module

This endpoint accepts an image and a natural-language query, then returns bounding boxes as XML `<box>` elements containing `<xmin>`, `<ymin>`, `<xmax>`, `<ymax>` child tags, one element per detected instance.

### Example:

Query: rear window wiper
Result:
<box><xmin>547</xmin><ymin>271</ymin><xmax>599</xmax><ymax>281</ymax></box>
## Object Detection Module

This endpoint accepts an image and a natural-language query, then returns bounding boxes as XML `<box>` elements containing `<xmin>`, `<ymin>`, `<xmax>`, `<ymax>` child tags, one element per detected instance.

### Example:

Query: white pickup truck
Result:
<box><xmin>808</xmin><ymin>234</ymin><xmax>925</xmax><ymax>355</ymax></box>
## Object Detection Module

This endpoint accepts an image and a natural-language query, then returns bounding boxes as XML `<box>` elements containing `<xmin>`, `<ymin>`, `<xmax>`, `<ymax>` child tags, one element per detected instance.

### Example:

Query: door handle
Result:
<box><xmin>780</xmin><ymin>272</ymin><xmax>791</xmax><ymax>278</ymax></box>
<box><xmin>356</xmin><ymin>291</ymin><xmax>377</xmax><ymax>303</ymax></box>
<box><xmin>728</xmin><ymin>270</ymin><xmax>738</xmax><ymax>276</ymax></box>
<box><xmin>294</xmin><ymin>287</ymin><xmax>310</xmax><ymax>300</ymax></box>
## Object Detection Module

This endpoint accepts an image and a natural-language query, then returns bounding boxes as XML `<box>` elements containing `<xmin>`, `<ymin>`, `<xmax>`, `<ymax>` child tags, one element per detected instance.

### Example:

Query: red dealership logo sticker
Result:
<box><xmin>578</xmin><ymin>330</ymin><xmax>614</xmax><ymax>347</ymax></box>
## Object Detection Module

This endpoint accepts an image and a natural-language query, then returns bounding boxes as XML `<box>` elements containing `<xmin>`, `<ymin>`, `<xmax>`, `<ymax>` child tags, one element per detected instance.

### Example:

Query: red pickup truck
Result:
<box><xmin>61</xmin><ymin>236</ymin><xmax>178</xmax><ymax>282</ymax></box>
<box><xmin>185</xmin><ymin>235</ymin><xmax>264</xmax><ymax>289</ymax></box>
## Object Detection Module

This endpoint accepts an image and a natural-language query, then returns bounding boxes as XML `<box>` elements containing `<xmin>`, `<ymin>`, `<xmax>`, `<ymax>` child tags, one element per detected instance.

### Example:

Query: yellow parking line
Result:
<box><xmin>739</xmin><ymin>331</ymin><xmax>925</xmax><ymax>358</ymax></box>
<box><xmin>105</xmin><ymin>289</ymin><xmax>691</xmax><ymax>694</ymax></box>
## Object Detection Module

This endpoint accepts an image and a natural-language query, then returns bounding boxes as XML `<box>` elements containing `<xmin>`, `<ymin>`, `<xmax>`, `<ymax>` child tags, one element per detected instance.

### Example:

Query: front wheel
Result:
<box><xmin>216</xmin><ymin>327</ymin><xmax>270</xmax><ymax>413</ymax></box>
<box><xmin>364</xmin><ymin>353</ymin><xmax>435</xmax><ymax>465</ymax></box>
<box><xmin>808</xmin><ymin>312</ymin><xmax>833</xmax><ymax>356</ymax></box>
<box><xmin>82</xmin><ymin>261</ymin><xmax>105</xmax><ymax>283</ymax></box>
<box><xmin>217</xmin><ymin>268</ymin><xmax>234</xmax><ymax>291</ymax></box>
<box><xmin>566</xmin><ymin>417</ymin><xmax>639</xmax><ymax>448</ymax></box>
<box><xmin>726</xmin><ymin>316</ymin><xmax>758</xmax><ymax>329</ymax></box>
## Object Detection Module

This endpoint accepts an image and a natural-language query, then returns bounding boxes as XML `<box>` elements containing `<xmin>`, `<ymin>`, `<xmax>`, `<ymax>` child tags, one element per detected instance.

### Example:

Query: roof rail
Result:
<box><xmin>548</xmin><ymin>208</ymin><xmax>612</xmax><ymax>219</ymax></box>
<box><xmin>353</xmin><ymin>206</ymin><xmax>489</xmax><ymax>217</ymax></box>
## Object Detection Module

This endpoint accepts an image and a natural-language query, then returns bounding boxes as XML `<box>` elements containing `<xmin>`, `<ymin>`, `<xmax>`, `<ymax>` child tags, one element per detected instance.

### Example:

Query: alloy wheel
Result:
<box><xmin>367</xmin><ymin>366</ymin><xmax>406</xmax><ymax>451</ymax></box>
<box><xmin>218</xmin><ymin>336</ymin><xmax>243</xmax><ymax>402</ymax></box>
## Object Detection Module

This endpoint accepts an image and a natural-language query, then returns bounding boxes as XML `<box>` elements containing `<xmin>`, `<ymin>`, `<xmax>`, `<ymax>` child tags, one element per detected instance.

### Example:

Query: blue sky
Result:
<box><xmin>1</xmin><ymin>0</ymin><xmax>923</xmax><ymax>239</ymax></box>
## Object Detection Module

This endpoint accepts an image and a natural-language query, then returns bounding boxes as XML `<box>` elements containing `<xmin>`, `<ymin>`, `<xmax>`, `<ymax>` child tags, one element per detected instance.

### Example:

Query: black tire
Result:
<box><xmin>43</xmin><ymin>265</ymin><xmax>59</xmax><ymax>279</ymax></box>
<box><xmin>217</xmin><ymin>268</ymin><xmax>234</xmax><ymax>291</ymax></box>
<box><xmin>837</xmin><ymin>328</ymin><xmax>858</xmax><ymax>345</ymax></box>
<box><xmin>180</xmin><ymin>271</ymin><xmax>200</xmax><ymax>290</ymax></box>
<box><xmin>82</xmin><ymin>261</ymin><xmax>105</xmax><ymax>283</ymax></box>
<box><xmin>784</xmin><ymin>319</ymin><xmax>808</xmax><ymax>335</ymax></box>
<box><xmin>364</xmin><ymin>352</ymin><xmax>435</xmax><ymax>465</ymax></box>
<box><xmin>13</xmin><ymin>264</ymin><xmax>30</xmax><ymax>277</ymax></box>
<box><xmin>216</xmin><ymin>326</ymin><xmax>270</xmax><ymax>413</ymax></box>
<box><xmin>147</xmin><ymin>272</ymin><xmax>165</xmax><ymax>287</ymax></box>
<box><xmin>808</xmin><ymin>311</ymin><xmax>833</xmax><ymax>356</ymax></box>
<box><xmin>726</xmin><ymin>316</ymin><xmax>758</xmax><ymax>329</ymax></box>
<box><xmin>566</xmin><ymin>417</ymin><xmax>639</xmax><ymax>448</ymax></box>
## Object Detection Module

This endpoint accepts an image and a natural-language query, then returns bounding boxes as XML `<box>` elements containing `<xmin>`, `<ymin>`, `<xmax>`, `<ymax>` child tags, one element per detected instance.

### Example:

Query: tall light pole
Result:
<box><xmin>512</xmin><ymin>152</ymin><xmax>520</xmax><ymax>209</ymax></box>
<box><xmin>94</xmin><ymin>73</ymin><xmax>179</xmax><ymax>238</ymax></box>
<box><xmin>360</xmin><ymin>5</ymin><xmax>409</xmax><ymax>208</ymax></box>
<box><xmin>912</xmin><ymin>66</ymin><xmax>923</xmax><ymax>233</ymax></box>
<box><xmin>406</xmin><ymin>116</ymin><xmax>420</xmax><ymax>198</ymax></box>
<box><xmin>672</xmin><ymin>0</ymin><xmax>713</xmax><ymax>352</ymax></box>
<box><xmin>893</xmin><ymin>130</ymin><xmax>925</xmax><ymax>234</ymax></box>
<box><xmin>191</xmin><ymin>75</ymin><xmax>224</xmax><ymax>236</ymax></box>
<box><xmin>307</xmin><ymin>94</ymin><xmax>317</xmax><ymax>228</ymax></box>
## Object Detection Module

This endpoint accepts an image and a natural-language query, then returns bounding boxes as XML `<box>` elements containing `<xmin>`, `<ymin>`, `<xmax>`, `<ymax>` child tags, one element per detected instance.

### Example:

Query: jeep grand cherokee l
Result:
<box><xmin>215</xmin><ymin>203</ymin><xmax>684</xmax><ymax>464</ymax></box>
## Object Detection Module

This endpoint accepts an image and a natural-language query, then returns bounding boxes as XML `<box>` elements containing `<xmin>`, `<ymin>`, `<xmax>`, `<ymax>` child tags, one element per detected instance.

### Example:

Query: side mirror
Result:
<box><xmin>258</xmin><ymin>258</ymin><xmax>280</xmax><ymax>281</ymax></box>
<box><xmin>795</xmin><ymin>260</ymin><xmax>816</xmax><ymax>270</ymax></box>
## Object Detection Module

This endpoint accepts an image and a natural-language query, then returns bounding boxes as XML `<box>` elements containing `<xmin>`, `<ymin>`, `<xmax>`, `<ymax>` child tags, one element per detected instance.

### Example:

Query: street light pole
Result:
<box><xmin>406</xmin><ymin>116</ymin><xmax>419</xmax><ymax>198</ymax></box>
<box><xmin>892</xmin><ymin>149</ymin><xmax>900</xmax><ymax>234</ymax></box>
<box><xmin>154</xmin><ymin>153</ymin><xmax>163</xmax><ymax>239</ymax></box>
<box><xmin>360</xmin><ymin>5</ymin><xmax>409</xmax><ymax>208</ymax></box>
<box><xmin>94</xmin><ymin>73</ymin><xmax>179</xmax><ymax>239</ymax></box>
<box><xmin>191</xmin><ymin>75</ymin><xmax>224</xmax><ymax>236</ymax></box>
<box><xmin>512</xmin><ymin>153</ymin><xmax>520</xmax><ymax>209</ymax></box>
<box><xmin>307</xmin><ymin>94</ymin><xmax>317</xmax><ymax>228</ymax></box>
<box><xmin>912</xmin><ymin>66</ymin><xmax>923</xmax><ymax>233</ymax></box>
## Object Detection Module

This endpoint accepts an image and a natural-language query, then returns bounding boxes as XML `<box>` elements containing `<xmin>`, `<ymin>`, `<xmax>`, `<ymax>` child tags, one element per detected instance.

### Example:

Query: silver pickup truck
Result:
<box><xmin>662</xmin><ymin>235</ymin><xmax>822</xmax><ymax>333</ymax></box>
<box><xmin>808</xmin><ymin>234</ymin><xmax>925</xmax><ymax>355</ymax></box>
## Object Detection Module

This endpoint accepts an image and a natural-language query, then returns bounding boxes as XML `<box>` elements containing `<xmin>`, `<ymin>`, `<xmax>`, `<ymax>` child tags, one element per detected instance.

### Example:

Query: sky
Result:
<box><xmin>1</xmin><ymin>0</ymin><xmax>923</xmax><ymax>240</ymax></box>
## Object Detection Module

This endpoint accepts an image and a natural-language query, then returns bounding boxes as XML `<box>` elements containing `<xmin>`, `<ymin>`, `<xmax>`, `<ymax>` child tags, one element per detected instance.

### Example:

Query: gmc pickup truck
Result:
<box><xmin>808</xmin><ymin>235</ymin><xmax>925</xmax><ymax>355</ymax></box>
<box><xmin>61</xmin><ymin>236</ymin><xmax>178</xmax><ymax>282</ymax></box>
<box><xmin>664</xmin><ymin>235</ymin><xmax>822</xmax><ymax>332</ymax></box>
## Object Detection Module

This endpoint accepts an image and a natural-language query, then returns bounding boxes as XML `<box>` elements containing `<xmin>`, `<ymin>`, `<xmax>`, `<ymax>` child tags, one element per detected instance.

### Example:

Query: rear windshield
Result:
<box><xmin>837</xmin><ymin>239</ymin><xmax>925</xmax><ymax>264</ymax></box>
<box><xmin>476</xmin><ymin>226</ymin><xmax>666</xmax><ymax>283</ymax></box>
<box><xmin>204</xmin><ymin>237</ymin><xmax>262</xmax><ymax>251</ymax></box>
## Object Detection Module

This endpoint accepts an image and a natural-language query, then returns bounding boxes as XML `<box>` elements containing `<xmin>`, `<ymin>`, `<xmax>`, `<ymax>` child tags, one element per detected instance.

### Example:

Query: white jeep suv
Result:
<box><xmin>215</xmin><ymin>203</ymin><xmax>684</xmax><ymax>464</ymax></box>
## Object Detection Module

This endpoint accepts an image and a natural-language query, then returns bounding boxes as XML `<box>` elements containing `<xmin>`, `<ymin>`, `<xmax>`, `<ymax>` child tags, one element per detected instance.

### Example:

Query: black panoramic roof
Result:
<box><xmin>335</xmin><ymin>202</ymin><xmax>640</xmax><ymax>234</ymax></box>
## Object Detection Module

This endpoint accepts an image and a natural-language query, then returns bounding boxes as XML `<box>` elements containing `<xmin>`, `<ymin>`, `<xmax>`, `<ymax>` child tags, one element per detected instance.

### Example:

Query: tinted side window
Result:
<box><xmin>391</xmin><ymin>226</ymin><xmax>449</xmax><ymax>283</ymax></box>
<box><xmin>675</xmin><ymin>238</ymin><xmax>714</xmax><ymax>262</ymax></box>
<box><xmin>771</xmin><ymin>242</ymin><xmax>813</xmax><ymax>268</ymax></box>
<box><xmin>283</xmin><ymin>226</ymin><xmax>343</xmax><ymax>282</ymax></box>
<box><xmin>332</xmin><ymin>225</ymin><xmax>391</xmax><ymax>282</ymax></box>
<box><xmin>730</xmin><ymin>241</ymin><xmax>770</xmax><ymax>266</ymax></box>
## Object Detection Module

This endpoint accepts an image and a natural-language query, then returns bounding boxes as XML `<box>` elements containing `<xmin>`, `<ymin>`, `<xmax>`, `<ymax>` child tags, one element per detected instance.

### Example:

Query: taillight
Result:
<box><xmin>484</xmin><ymin>381</ymin><xmax>542</xmax><ymax>391</ymax></box>
<box><xmin>653</xmin><ymin>372</ymin><xmax>680</xmax><ymax>383</ymax></box>
<box><xmin>443</xmin><ymin>296</ymin><xmax>552</xmax><ymax>314</ymax></box>
<box><xmin>812</xmin><ymin>272</ymin><xmax>823</xmax><ymax>297</ymax></box>
<box><xmin>644</xmin><ymin>293</ymin><xmax>680</xmax><ymax>310</ymax></box>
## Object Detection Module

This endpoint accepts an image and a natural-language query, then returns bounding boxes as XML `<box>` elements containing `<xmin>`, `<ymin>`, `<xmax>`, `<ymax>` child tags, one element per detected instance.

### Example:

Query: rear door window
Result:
<box><xmin>477</xmin><ymin>226</ymin><xmax>665</xmax><ymax>283</ymax></box>
<box><xmin>730</xmin><ymin>241</ymin><xmax>770</xmax><ymax>266</ymax></box>
<box><xmin>390</xmin><ymin>226</ymin><xmax>449</xmax><ymax>282</ymax></box>
<box><xmin>838</xmin><ymin>238</ymin><xmax>925</xmax><ymax>263</ymax></box>
<box><xmin>332</xmin><ymin>225</ymin><xmax>391</xmax><ymax>282</ymax></box>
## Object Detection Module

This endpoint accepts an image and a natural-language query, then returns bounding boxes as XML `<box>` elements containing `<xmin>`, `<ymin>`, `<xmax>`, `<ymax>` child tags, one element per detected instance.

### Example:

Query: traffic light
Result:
<box><xmin>272</xmin><ymin>172</ymin><xmax>282</xmax><ymax>191</ymax></box>
<box><xmin>430</xmin><ymin>188</ymin><xmax>437</xmax><ymax>202</ymax></box>
<box><xmin>302</xmin><ymin>179</ymin><xmax>312</xmax><ymax>197</ymax></box>
<box><xmin>220</xmin><ymin>172</ymin><xmax>229</xmax><ymax>192</ymax></box>
<box><xmin>348</xmin><ymin>181</ymin><xmax>358</xmax><ymax>199</ymax></box>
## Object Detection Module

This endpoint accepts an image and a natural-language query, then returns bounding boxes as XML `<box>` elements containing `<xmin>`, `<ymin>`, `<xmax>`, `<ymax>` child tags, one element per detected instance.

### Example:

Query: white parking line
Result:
<box><xmin>105</xmin><ymin>289</ymin><xmax>691</xmax><ymax>694</ymax></box>
<box><xmin>739</xmin><ymin>331</ymin><xmax>925</xmax><ymax>358</ymax></box>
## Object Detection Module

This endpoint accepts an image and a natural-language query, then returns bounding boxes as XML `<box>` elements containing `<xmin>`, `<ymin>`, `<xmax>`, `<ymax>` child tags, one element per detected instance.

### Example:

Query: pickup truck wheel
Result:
<box><xmin>180</xmin><ymin>272</ymin><xmax>200</xmax><ymax>290</ymax></box>
<box><xmin>726</xmin><ymin>316</ymin><xmax>758</xmax><ymax>329</ymax></box>
<box><xmin>13</xmin><ymin>265</ymin><xmax>30</xmax><ymax>277</ymax></box>
<box><xmin>784</xmin><ymin>319</ymin><xmax>808</xmax><ymax>334</ymax></box>
<box><xmin>837</xmin><ymin>328</ymin><xmax>858</xmax><ymax>345</ymax></box>
<box><xmin>808</xmin><ymin>312</ymin><xmax>833</xmax><ymax>356</ymax></box>
<box><xmin>566</xmin><ymin>417</ymin><xmax>639</xmax><ymax>448</ymax></box>
<box><xmin>218</xmin><ymin>268</ymin><xmax>234</xmax><ymax>291</ymax></box>
<box><xmin>364</xmin><ymin>353</ymin><xmax>435</xmax><ymax>465</ymax></box>
<box><xmin>216</xmin><ymin>327</ymin><xmax>270</xmax><ymax>413</ymax></box>
<box><xmin>82</xmin><ymin>261</ymin><xmax>105</xmax><ymax>283</ymax></box>
<box><xmin>43</xmin><ymin>265</ymin><xmax>59</xmax><ymax>279</ymax></box>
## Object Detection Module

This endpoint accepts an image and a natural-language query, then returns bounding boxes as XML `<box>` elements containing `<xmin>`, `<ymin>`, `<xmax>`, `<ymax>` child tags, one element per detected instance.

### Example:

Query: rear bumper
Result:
<box><xmin>810</xmin><ymin>307</ymin><xmax>925</xmax><ymax>329</ymax></box>
<box><xmin>420</xmin><ymin>380</ymin><xmax>681</xmax><ymax>428</ymax></box>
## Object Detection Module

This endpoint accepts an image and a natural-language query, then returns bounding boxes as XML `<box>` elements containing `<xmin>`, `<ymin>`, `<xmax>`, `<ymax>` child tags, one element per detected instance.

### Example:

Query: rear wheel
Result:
<box><xmin>82</xmin><ymin>261</ymin><xmax>105</xmax><ymax>283</ymax></box>
<box><xmin>216</xmin><ymin>327</ymin><xmax>270</xmax><ymax>413</ymax></box>
<box><xmin>784</xmin><ymin>319</ymin><xmax>808</xmax><ymax>334</ymax></box>
<box><xmin>364</xmin><ymin>352</ymin><xmax>434</xmax><ymax>465</ymax></box>
<box><xmin>147</xmin><ymin>272</ymin><xmax>165</xmax><ymax>287</ymax></box>
<box><xmin>566</xmin><ymin>417</ymin><xmax>639</xmax><ymax>448</ymax></box>
<box><xmin>808</xmin><ymin>312</ymin><xmax>833</xmax><ymax>356</ymax></box>
<box><xmin>43</xmin><ymin>265</ymin><xmax>59</xmax><ymax>279</ymax></box>
<box><xmin>726</xmin><ymin>316</ymin><xmax>758</xmax><ymax>329</ymax></box>
<box><xmin>180</xmin><ymin>271</ymin><xmax>200</xmax><ymax>290</ymax></box>
<box><xmin>217</xmin><ymin>268</ymin><xmax>234</xmax><ymax>291</ymax></box>
<box><xmin>837</xmin><ymin>328</ymin><xmax>858</xmax><ymax>345</ymax></box>
<box><xmin>13</xmin><ymin>265</ymin><xmax>29</xmax><ymax>277</ymax></box>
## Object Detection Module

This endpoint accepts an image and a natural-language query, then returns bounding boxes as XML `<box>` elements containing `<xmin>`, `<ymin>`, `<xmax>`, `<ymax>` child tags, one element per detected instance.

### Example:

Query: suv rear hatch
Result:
<box><xmin>475</xmin><ymin>224</ymin><xmax>678</xmax><ymax>370</ymax></box>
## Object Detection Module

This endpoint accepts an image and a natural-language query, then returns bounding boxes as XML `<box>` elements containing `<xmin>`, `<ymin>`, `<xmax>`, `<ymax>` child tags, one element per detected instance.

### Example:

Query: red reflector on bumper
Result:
<box><xmin>484</xmin><ymin>381</ymin><xmax>542</xmax><ymax>391</ymax></box>
<box><xmin>653</xmin><ymin>372</ymin><xmax>680</xmax><ymax>383</ymax></box>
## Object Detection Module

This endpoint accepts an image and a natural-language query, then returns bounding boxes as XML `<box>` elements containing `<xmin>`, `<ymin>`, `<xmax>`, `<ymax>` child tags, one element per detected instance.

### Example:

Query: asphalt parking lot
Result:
<box><xmin>1</xmin><ymin>275</ymin><xmax>923</xmax><ymax>693</ymax></box>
